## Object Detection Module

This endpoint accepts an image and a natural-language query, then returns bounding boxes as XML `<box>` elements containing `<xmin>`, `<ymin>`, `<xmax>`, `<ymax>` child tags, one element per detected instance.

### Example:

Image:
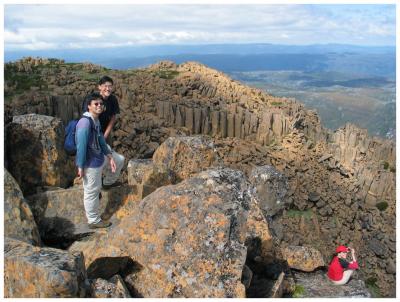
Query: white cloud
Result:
<box><xmin>86</xmin><ymin>32</ymin><xmax>103</xmax><ymax>39</ymax></box>
<box><xmin>4</xmin><ymin>4</ymin><xmax>396</xmax><ymax>50</ymax></box>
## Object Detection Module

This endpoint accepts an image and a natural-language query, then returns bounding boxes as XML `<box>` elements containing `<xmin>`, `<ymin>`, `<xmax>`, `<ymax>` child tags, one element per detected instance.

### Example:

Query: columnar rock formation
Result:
<box><xmin>327</xmin><ymin>123</ymin><xmax>395</xmax><ymax>208</ymax></box>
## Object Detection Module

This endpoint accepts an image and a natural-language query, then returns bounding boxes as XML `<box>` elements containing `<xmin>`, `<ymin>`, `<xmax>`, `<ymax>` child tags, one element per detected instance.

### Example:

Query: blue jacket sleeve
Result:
<box><xmin>75</xmin><ymin>119</ymin><xmax>90</xmax><ymax>168</ymax></box>
<box><xmin>99</xmin><ymin>134</ymin><xmax>112</xmax><ymax>156</ymax></box>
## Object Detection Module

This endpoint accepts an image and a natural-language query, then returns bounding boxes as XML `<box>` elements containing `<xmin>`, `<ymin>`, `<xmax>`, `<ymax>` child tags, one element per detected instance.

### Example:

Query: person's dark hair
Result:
<box><xmin>85</xmin><ymin>92</ymin><xmax>102</xmax><ymax>110</ymax></box>
<box><xmin>98</xmin><ymin>76</ymin><xmax>114</xmax><ymax>85</ymax></box>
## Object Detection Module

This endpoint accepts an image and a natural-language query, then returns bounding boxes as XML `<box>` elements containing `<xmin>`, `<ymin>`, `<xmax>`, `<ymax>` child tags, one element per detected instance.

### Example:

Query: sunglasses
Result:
<box><xmin>93</xmin><ymin>102</ymin><xmax>104</xmax><ymax>107</ymax></box>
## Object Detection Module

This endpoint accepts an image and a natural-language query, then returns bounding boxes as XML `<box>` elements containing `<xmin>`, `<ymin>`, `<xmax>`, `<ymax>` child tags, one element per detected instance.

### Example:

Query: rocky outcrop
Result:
<box><xmin>4</xmin><ymin>237</ymin><xmax>87</xmax><ymax>298</ymax></box>
<box><xmin>249</xmin><ymin>165</ymin><xmax>289</xmax><ymax>217</ymax></box>
<box><xmin>25</xmin><ymin>184</ymin><xmax>137</xmax><ymax>245</ymax></box>
<box><xmin>326</xmin><ymin>123</ymin><xmax>395</xmax><ymax>208</ymax></box>
<box><xmin>328</xmin><ymin>123</ymin><xmax>395</xmax><ymax>169</ymax></box>
<box><xmin>281</xmin><ymin>245</ymin><xmax>325</xmax><ymax>272</ymax></box>
<box><xmin>4</xmin><ymin>169</ymin><xmax>42</xmax><ymax>246</ymax></box>
<box><xmin>70</xmin><ymin>168</ymin><xmax>272</xmax><ymax>298</ymax></box>
<box><xmin>155</xmin><ymin>99</ymin><xmax>310</xmax><ymax>146</ymax></box>
<box><xmin>292</xmin><ymin>270</ymin><xmax>371</xmax><ymax>298</ymax></box>
<box><xmin>5</xmin><ymin>114</ymin><xmax>75</xmax><ymax>195</ymax></box>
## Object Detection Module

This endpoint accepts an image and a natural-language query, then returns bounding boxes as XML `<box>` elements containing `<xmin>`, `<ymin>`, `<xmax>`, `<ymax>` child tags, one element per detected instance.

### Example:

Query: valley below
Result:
<box><xmin>230</xmin><ymin>70</ymin><xmax>396</xmax><ymax>139</ymax></box>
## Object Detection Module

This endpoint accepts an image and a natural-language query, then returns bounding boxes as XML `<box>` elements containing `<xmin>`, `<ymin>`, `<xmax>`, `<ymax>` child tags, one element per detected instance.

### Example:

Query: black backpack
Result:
<box><xmin>64</xmin><ymin>116</ymin><xmax>95</xmax><ymax>156</ymax></box>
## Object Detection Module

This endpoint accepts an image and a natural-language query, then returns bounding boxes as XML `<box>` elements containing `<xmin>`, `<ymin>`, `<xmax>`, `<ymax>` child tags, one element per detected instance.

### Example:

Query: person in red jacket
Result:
<box><xmin>327</xmin><ymin>245</ymin><xmax>359</xmax><ymax>285</ymax></box>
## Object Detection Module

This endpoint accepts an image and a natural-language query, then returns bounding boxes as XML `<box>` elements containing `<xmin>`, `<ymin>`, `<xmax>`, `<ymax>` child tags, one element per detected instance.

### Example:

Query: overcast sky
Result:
<box><xmin>4</xmin><ymin>4</ymin><xmax>396</xmax><ymax>51</ymax></box>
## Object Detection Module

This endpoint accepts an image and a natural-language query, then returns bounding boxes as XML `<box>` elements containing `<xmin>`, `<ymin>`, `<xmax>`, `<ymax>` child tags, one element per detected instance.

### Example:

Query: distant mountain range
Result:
<box><xmin>5</xmin><ymin>43</ymin><xmax>396</xmax><ymax>78</ymax></box>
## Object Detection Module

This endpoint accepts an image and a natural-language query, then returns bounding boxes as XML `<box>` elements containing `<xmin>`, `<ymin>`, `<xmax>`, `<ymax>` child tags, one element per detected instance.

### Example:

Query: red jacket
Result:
<box><xmin>327</xmin><ymin>256</ymin><xmax>359</xmax><ymax>281</ymax></box>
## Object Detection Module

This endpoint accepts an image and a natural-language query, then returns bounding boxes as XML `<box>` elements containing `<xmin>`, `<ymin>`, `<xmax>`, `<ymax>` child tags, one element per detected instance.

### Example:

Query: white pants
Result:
<box><xmin>331</xmin><ymin>270</ymin><xmax>354</xmax><ymax>285</ymax></box>
<box><xmin>83</xmin><ymin>160</ymin><xmax>106</xmax><ymax>224</ymax></box>
<box><xmin>102</xmin><ymin>145</ymin><xmax>125</xmax><ymax>186</ymax></box>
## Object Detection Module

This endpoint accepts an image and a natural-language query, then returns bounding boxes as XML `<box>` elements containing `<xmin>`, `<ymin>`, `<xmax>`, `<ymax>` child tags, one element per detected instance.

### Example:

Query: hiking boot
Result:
<box><xmin>88</xmin><ymin>220</ymin><xmax>112</xmax><ymax>229</ymax></box>
<box><xmin>102</xmin><ymin>181</ymin><xmax>122</xmax><ymax>190</ymax></box>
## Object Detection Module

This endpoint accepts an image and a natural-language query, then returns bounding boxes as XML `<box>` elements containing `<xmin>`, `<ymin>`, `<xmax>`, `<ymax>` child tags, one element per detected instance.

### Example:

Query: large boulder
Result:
<box><xmin>70</xmin><ymin>168</ymin><xmax>272</xmax><ymax>297</ymax></box>
<box><xmin>292</xmin><ymin>271</ymin><xmax>371</xmax><ymax>298</ymax></box>
<box><xmin>249</xmin><ymin>165</ymin><xmax>289</xmax><ymax>217</ymax></box>
<box><xmin>152</xmin><ymin>136</ymin><xmax>221</xmax><ymax>182</ymax></box>
<box><xmin>127</xmin><ymin>136</ymin><xmax>221</xmax><ymax>199</ymax></box>
<box><xmin>5</xmin><ymin>114</ymin><xmax>75</xmax><ymax>195</ymax></box>
<box><xmin>25</xmin><ymin>184</ymin><xmax>137</xmax><ymax>244</ymax></box>
<box><xmin>4</xmin><ymin>169</ymin><xmax>42</xmax><ymax>246</ymax></box>
<box><xmin>281</xmin><ymin>245</ymin><xmax>325</xmax><ymax>272</ymax></box>
<box><xmin>4</xmin><ymin>237</ymin><xmax>87</xmax><ymax>298</ymax></box>
<box><xmin>127</xmin><ymin>159</ymin><xmax>173</xmax><ymax>199</ymax></box>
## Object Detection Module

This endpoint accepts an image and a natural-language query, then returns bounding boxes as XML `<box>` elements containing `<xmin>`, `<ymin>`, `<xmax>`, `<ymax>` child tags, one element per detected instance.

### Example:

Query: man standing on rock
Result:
<box><xmin>83</xmin><ymin>76</ymin><xmax>125</xmax><ymax>189</ymax></box>
<box><xmin>327</xmin><ymin>246</ymin><xmax>359</xmax><ymax>285</ymax></box>
<box><xmin>77</xmin><ymin>92</ymin><xmax>117</xmax><ymax>228</ymax></box>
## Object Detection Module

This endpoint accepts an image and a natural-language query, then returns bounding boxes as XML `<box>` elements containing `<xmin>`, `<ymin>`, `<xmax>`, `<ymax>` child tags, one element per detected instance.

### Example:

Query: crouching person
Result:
<box><xmin>327</xmin><ymin>245</ymin><xmax>359</xmax><ymax>285</ymax></box>
<box><xmin>76</xmin><ymin>92</ymin><xmax>116</xmax><ymax>229</ymax></box>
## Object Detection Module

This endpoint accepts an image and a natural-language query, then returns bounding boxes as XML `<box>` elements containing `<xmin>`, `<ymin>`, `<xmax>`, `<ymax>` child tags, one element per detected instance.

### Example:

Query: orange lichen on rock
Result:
<box><xmin>69</xmin><ymin>168</ymin><xmax>271</xmax><ymax>297</ymax></box>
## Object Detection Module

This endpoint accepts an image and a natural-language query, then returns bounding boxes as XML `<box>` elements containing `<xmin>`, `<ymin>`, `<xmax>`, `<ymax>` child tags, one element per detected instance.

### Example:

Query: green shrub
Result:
<box><xmin>286</xmin><ymin>209</ymin><xmax>313</xmax><ymax>220</ymax></box>
<box><xmin>383</xmin><ymin>161</ymin><xmax>389</xmax><ymax>170</ymax></box>
<box><xmin>365</xmin><ymin>277</ymin><xmax>382</xmax><ymax>298</ymax></box>
<box><xmin>292</xmin><ymin>285</ymin><xmax>305</xmax><ymax>298</ymax></box>
<box><xmin>155</xmin><ymin>70</ymin><xmax>179</xmax><ymax>79</ymax></box>
<box><xmin>271</xmin><ymin>101</ymin><xmax>283</xmax><ymax>106</ymax></box>
<box><xmin>376</xmin><ymin>201</ymin><xmax>388</xmax><ymax>211</ymax></box>
<box><xmin>365</xmin><ymin>277</ymin><xmax>377</xmax><ymax>285</ymax></box>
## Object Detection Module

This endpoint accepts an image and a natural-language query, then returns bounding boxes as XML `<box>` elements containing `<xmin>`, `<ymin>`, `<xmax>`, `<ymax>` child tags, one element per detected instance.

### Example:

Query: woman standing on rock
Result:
<box><xmin>327</xmin><ymin>246</ymin><xmax>359</xmax><ymax>285</ymax></box>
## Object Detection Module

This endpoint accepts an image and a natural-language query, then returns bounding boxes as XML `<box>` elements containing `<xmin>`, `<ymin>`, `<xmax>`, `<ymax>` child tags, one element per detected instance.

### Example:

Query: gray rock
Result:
<box><xmin>241</xmin><ymin>265</ymin><xmax>253</xmax><ymax>289</ymax></box>
<box><xmin>318</xmin><ymin>207</ymin><xmax>328</xmax><ymax>217</ymax></box>
<box><xmin>308</xmin><ymin>192</ymin><xmax>320</xmax><ymax>202</ymax></box>
<box><xmin>318</xmin><ymin>154</ymin><xmax>333</xmax><ymax>163</ymax></box>
<box><xmin>386</xmin><ymin>259</ymin><xmax>396</xmax><ymax>274</ymax></box>
<box><xmin>249</xmin><ymin>165</ymin><xmax>289</xmax><ymax>217</ymax></box>
<box><xmin>292</xmin><ymin>271</ymin><xmax>371</xmax><ymax>298</ymax></box>
<box><xmin>4</xmin><ymin>169</ymin><xmax>42</xmax><ymax>246</ymax></box>
<box><xmin>368</xmin><ymin>238</ymin><xmax>388</xmax><ymax>257</ymax></box>
<box><xmin>90</xmin><ymin>275</ymin><xmax>131</xmax><ymax>298</ymax></box>
<box><xmin>316</xmin><ymin>200</ymin><xmax>326</xmax><ymax>208</ymax></box>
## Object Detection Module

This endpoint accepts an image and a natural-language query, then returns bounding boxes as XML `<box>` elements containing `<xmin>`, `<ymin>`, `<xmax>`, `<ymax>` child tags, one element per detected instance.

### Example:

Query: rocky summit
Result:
<box><xmin>3</xmin><ymin>57</ymin><xmax>395</xmax><ymax>297</ymax></box>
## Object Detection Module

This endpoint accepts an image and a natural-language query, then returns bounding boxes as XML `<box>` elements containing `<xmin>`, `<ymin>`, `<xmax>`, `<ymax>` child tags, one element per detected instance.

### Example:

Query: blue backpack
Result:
<box><xmin>64</xmin><ymin>116</ymin><xmax>95</xmax><ymax>156</ymax></box>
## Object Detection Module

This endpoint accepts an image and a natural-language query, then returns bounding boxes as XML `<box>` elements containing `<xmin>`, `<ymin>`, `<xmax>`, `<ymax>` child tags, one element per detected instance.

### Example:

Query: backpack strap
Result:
<box><xmin>81</xmin><ymin>115</ymin><xmax>99</xmax><ymax>149</ymax></box>
<box><xmin>82</xmin><ymin>115</ymin><xmax>95</xmax><ymax>131</ymax></box>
